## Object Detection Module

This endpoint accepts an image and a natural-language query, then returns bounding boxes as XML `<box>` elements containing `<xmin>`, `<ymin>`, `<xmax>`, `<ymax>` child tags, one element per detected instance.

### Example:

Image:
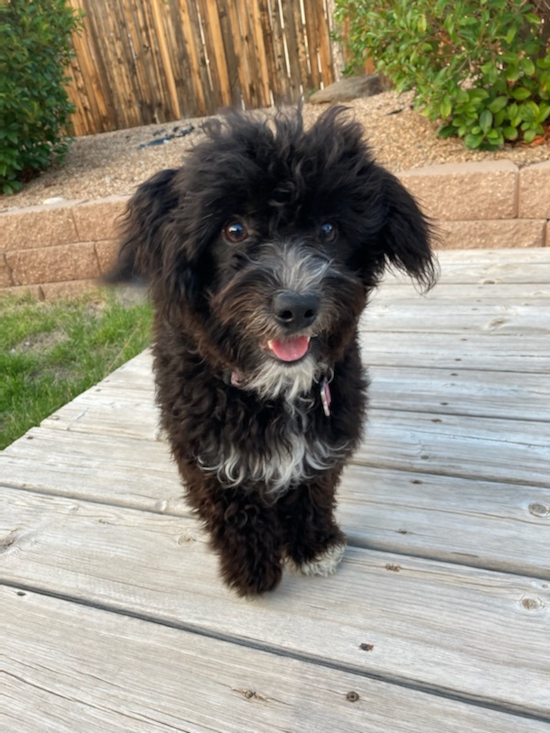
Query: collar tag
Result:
<box><xmin>320</xmin><ymin>377</ymin><xmax>332</xmax><ymax>417</ymax></box>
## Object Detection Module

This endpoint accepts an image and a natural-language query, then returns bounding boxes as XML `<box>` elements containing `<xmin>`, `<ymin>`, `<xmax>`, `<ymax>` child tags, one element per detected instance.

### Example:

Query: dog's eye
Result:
<box><xmin>223</xmin><ymin>220</ymin><xmax>248</xmax><ymax>244</ymax></box>
<box><xmin>319</xmin><ymin>221</ymin><xmax>338</xmax><ymax>243</ymax></box>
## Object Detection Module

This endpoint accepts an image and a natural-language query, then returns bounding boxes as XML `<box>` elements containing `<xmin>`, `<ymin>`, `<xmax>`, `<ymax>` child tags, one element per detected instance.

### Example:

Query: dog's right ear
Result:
<box><xmin>103</xmin><ymin>168</ymin><xmax>179</xmax><ymax>285</ymax></box>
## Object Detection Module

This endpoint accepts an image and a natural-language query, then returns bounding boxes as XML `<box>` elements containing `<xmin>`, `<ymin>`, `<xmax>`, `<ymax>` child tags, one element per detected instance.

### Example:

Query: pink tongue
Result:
<box><xmin>270</xmin><ymin>336</ymin><xmax>310</xmax><ymax>362</ymax></box>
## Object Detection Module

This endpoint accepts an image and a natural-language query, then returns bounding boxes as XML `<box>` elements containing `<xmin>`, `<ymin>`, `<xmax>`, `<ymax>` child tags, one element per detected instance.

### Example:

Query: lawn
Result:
<box><xmin>0</xmin><ymin>290</ymin><xmax>152</xmax><ymax>450</ymax></box>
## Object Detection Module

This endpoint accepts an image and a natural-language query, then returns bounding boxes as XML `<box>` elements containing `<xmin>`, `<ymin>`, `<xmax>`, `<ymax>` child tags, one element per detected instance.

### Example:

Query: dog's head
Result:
<box><xmin>109</xmin><ymin>107</ymin><xmax>436</xmax><ymax>398</ymax></box>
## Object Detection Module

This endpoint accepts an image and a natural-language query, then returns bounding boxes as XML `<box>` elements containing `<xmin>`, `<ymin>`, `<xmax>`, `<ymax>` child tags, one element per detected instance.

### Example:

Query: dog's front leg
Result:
<box><xmin>195</xmin><ymin>485</ymin><xmax>284</xmax><ymax>597</ymax></box>
<box><xmin>278</xmin><ymin>472</ymin><xmax>347</xmax><ymax>577</ymax></box>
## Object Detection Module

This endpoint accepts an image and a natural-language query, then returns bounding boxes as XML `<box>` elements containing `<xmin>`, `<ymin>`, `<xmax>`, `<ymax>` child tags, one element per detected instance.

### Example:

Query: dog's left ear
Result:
<box><xmin>377</xmin><ymin>172</ymin><xmax>438</xmax><ymax>291</ymax></box>
<box><xmin>103</xmin><ymin>168</ymin><xmax>180</xmax><ymax>286</ymax></box>
<box><xmin>103</xmin><ymin>169</ymin><xmax>202</xmax><ymax>308</ymax></box>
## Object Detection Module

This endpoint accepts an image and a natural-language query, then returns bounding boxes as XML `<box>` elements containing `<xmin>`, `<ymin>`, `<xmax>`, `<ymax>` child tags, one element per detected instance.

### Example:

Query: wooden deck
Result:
<box><xmin>2</xmin><ymin>247</ymin><xmax>549</xmax><ymax>732</ymax></box>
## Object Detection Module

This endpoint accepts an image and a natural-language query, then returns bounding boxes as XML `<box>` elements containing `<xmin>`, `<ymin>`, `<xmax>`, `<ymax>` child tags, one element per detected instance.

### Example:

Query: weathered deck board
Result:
<box><xmin>364</xmin><ymin>300</ymin><xmax>548</xmax><ymax>333</ymax></box>
<box><xmin>5</xmin><ymin>588</ymin><xmax>547</xmax><ymax>733</ymax></box>
<box><xmin>2</xmin><ymin>247</ymin><xmax>550</xmax><ymax>731</ymax></box>
<box><xmin>2</xmin><ymin>486</ymin><xmax>549</xmax><ymax>718</ymax></box>
<box><xmin>40</xmin><ymin>391</ymin><xmax>161</xmax><ymax>440</ymax></box>
<box><xmin>3</xmin><ymin>441</ymin><xmax>549</xmax><ymax>578</ymax></box>
<box><xmin>26</xmin><ymin>390</ymin><xmax>549</xmax><ymax>486</ymax></box>
<box><xmin>427</xmin><ymin>248</ymin><xmax>550</xmax><ymax>264</ymax></box>
<box><xmin>386</xmin><ymin>259</ymin><xmax>550</xmax><ymax>284</ymax></box>
<box><xmin>40</xmin><ymin>350</ymin><xmax>550</xmax><ymax>420</ymax></box>
<box><xmin>339</xmin><ymin>466</ymin><xmax>550</xmax><ymax>576</ymax></box>
<box><xmin>355</xmin><ymin>409</ymin><xmax>549</xmax><ymax>486</ymax></box>
<box><xmin>1</xmin><ymin>428</ymin><xmax>185</xmax><ymax>512</ymax></box>
<box><xmin>371</xmin><ymin>282</ymin><xmax>550</xmax><ymax>301</ymax></box>
<box><xmin>369</xmin><ymin>366</ymin><xmax>550</xmax><ymax>421</ymax></box>
<box><xmin>360</xmin><ymin>332</ymin><xmax>550</xmax><ymax>372</ymax></box>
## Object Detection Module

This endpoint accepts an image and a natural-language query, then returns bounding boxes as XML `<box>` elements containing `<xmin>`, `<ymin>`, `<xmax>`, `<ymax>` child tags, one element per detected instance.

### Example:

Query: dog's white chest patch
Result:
<box><xmin>198</xmin><ymin>406</ymin><xmax>347</xmax><ymax>496</ymax></box>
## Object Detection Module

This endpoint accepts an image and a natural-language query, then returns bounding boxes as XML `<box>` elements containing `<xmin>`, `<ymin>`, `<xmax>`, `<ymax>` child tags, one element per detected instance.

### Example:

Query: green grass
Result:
<box><xmin>0</xmin><ymin>290</ymin><xmax>153</xmax><ymax>450</ymax></box>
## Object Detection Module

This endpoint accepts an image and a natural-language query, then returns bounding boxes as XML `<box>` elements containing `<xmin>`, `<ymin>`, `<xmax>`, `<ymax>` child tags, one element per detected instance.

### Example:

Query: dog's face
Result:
<box><xmin>113</xmin><ymin>107</ymin><xmax>436</xmax><ymax>397</ymax></box>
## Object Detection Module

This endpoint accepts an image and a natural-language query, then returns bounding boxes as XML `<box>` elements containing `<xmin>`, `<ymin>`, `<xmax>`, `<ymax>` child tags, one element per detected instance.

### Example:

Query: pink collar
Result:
<box><xmin>229</xmin><ymin>370</ymin><xmax>332</xmax><ymax>417</ymax></box>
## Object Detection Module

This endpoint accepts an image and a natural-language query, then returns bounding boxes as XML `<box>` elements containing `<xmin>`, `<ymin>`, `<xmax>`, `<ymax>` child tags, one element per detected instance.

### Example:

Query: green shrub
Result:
<box><xmin>335</xmin><ymin>0</ymin><xmax>550</xmax><ymax>150</ymax></box>
<box><xmin>0</xmin><ymin>0</ymin><xmax>81</xmax><ymax>194</ymax></box>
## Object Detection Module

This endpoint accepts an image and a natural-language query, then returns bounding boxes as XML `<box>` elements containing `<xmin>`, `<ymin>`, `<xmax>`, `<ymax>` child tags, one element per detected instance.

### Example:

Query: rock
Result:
<box><xmin>309</xmin><ymin>74</ymin><xmax>388</xmax><ymax>104</ymax></box>
<box><xmin>136</xmin><ymin>124</ymin><xmax>195</xmax><ymax>150</ymax></box>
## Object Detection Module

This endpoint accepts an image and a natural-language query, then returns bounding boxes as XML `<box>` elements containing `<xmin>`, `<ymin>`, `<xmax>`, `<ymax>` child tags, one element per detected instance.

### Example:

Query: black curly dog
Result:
<box><xmin>108</xmin><ymin>107</ymin><xmax>436</xmax><ymax>596</ymax></box>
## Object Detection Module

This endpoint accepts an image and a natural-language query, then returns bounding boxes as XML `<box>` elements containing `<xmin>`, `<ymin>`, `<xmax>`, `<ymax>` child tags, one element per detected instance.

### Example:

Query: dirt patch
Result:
<box><xmin>3</xmin><ymin>91</ymin><xmax>549</xmax><ymax>211</ymax></box>
<box><xmin>14</xmin><ymin>329</ymin><xmax>68</xmax><ymax>353</ymax></box>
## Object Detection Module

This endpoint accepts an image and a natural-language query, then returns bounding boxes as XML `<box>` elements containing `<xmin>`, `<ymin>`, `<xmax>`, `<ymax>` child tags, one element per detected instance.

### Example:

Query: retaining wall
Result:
<box><xmin>1</xmin><ymin>159</ymin><xmax>549</xmax><ymax>299</ymax></box>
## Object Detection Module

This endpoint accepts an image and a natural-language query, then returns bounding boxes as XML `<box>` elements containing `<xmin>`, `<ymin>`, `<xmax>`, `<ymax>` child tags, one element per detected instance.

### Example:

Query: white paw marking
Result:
<box><xmin>297</xmin><ymin>542</ymin><xmax>346</xmax><ymax>577</ymax></box>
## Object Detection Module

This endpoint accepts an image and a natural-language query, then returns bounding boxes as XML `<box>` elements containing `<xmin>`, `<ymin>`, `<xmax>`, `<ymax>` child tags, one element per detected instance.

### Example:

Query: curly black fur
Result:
<box><xmin>108</xmin><ymin>107</ymin><xmax>437</xmax><ymax>596</ymax></box>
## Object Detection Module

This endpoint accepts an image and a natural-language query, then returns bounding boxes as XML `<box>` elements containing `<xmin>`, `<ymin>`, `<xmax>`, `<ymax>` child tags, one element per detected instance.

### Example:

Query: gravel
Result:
<box><xmin>4</xmin><ymin>91</ymin><xmax>549</xmax><ymax>211</ymax></box>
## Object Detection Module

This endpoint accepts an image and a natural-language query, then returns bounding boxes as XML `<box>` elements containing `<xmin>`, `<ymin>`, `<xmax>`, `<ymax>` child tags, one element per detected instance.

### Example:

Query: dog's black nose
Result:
<box><xmin>273</xmin><ymin>292</ymin><xmax>319</xmax><ymax>330</ymax></box>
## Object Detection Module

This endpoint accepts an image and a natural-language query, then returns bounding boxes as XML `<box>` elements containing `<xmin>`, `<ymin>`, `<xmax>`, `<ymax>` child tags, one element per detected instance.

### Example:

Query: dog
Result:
<box><xmin>108</xmin><ymin>107</ymin><xmax>436</xmax><ymax>596</ymax></box>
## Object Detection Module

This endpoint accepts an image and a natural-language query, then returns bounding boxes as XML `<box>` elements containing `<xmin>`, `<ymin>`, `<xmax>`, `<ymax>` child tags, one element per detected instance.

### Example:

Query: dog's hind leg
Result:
<box><xmin>277</xmin><ymin>473</ymin><xmax>347</xmax><ymax>578</ymax></box>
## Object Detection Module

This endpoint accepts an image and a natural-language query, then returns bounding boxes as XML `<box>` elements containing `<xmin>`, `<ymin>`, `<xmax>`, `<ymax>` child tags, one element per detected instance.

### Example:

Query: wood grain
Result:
<box><xmin>369</xmin><ymin>365</ymin><xmax>550</xmax><ymax>421</ymax></box>
<box><xmin>354</xmin><ymin>408</ymin><xmax>549</xmax><ymax>487</ymax></box>
<box><xmin>338</xmin><ymin>464</ymin><xmax>550</xmax><ymax>577</ymax></box>
<box><xmin>1</xmin><ymin>428</ymin><xmax>185</xmax><ymax>512</ymax></box>
<box><xmin>3</xmin><ymin>431</ymin><xmax>549</xmax><ymax>579</ymax></box>
<box><xmin>65</xmin><ymin>0</ymin><xmax>335</xmax><ymax>132</ymax></box>
<box><xmin>360</xmin><ymin>332</ymin><xmax>550</xmax><ymax>372</ymax></box>
<box><xmin>2</xmin><ymin>487</ymin><xmax>549</xmax><ymax>717</ymax></box>
<box><xmin>2</xmin><ymin>247</ymin><xmax>549</xmax><ymax>730</ymax></box>
<box><xmin>28</xmin><ymin>384</ymin><xmax>548</xmax><ymax>487</ymax></box>
<box><xmin>94</xmin><ymin>356</ymin><xmax>550</xmax><ymax>421</ymax></box>
<box><xmin>4</xmin><ymin>587</ymin><xmax>546</xmax><ymax>733</ymax></box>
<box><xmin>385</xmin><ymin>261</ymin><xmax>550</xmax><ymax>285</ymax></box>
<box><xmin>364</xmin><ymin>300</ymin><xmax>549</xmax><ymax>334</ymax></box>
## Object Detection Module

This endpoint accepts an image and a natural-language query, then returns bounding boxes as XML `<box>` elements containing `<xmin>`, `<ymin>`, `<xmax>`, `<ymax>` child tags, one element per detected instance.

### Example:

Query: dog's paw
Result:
<box><xmin>222</xmin><ymin>558</ymin><xmax>283</xmax><ymax>597</ymax></box>
<box><xmin>289</xmin><ymin>542</ymin><xmax>346</xmax><ymax>578</ymax></box>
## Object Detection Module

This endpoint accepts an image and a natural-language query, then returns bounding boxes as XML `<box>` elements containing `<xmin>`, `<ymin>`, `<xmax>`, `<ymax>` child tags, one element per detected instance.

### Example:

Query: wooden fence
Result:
<box><xmin>66</xmin><ymin>0</ymin><xmax>339</xmax><ymax>136</ymax></box>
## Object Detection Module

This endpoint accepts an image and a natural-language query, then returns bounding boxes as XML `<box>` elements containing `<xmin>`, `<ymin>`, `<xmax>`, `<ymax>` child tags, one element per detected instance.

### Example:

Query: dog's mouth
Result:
<box><xmin>266</xmin><ymin>335</ymin><xmax>311</xmax><ymax>363</ymax></box>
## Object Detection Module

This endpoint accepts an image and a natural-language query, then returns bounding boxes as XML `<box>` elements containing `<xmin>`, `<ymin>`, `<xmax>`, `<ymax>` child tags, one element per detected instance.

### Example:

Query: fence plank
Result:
<box><xmin>316</xmin><ymin>0</ymin><xmax>335</xmax><ymax>86</ymax></box>
<box><xmin>141</xmin><ymin>0</ymin><xmax>179</xmax><ymax>123</ymax></box>
<box><xmin>197</xmin><ymin>0</ymin><xmax>232</xmax><ymax>108</ymax></box>
<box><xmin>66</xmin><ymin>57</ymin><xmax>93</xmax><ymax>137</ymax></box>
<box><xmin>125</xmin><ymin>0</ymin><xmax>159</xmax><ymax>124</ymax></box>
<box><xmin>90</xmin><ymin>1</ymin><xmax>132</xmax><ymax>128</ymax></box>
<box><xmin>217</xmin><ymin>0</ymin><xmax>244</xmax><ymax>106</ymax></box>
<box><xmin>66</xmin><ymin>0</ymin><xmax>336</xmax><ymax>133</ymax></box>
<box><xmin>262</xmin><ymin>0</ymin><xmax>291</xmax><ymax>103</ymax></box>
<box><xmin>302</xmin><ymin>0</ymin><xmax>323</xmax><ymax>89</ymax></box>
<box><xmin>280</xmin><ymin>0</ymin><xmax>304</xmax><ymax>100</ymax></box>
<box><xmin>248</xmin><ymin>0</ymin><xmax>273</xmax><ymax>107</ymax></box>
<box><xmin>177</xmin><ymin>0</ymin><xmax>210</xmax><ymax>115</ymax></box>
<box><xmin>149</xmin><ymin>0</ymin><xmax>181</xmax><ymax>119</ymax></box>
<box><xmin>237</xmin><ymin>0</ymin><xmax>262</xmax><ymax>108</ymax></box>
<box><xmin>291</xmin><ymin>0</ymin><xmax>313</xmax><ymax>92</ymax></box>
<box><xmin>68</xmin><ymin>0</ymin><xmax>115</xmax><ymax>133</ymax></box>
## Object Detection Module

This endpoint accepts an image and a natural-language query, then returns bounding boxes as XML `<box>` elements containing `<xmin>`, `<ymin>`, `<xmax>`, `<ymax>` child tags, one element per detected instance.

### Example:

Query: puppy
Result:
<box><xmin>108</xmin><ymin>107</ymin><xmax>436</xmax><ymax>596</ymax></box>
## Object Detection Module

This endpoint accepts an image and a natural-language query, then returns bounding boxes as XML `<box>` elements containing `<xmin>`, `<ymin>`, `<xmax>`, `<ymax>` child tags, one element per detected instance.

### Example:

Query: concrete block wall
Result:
<box><xmin>1</xmin><ymin>160</ymin><xmax>549</xmax><ymax>298</ymax></box>
<box><xmin>0</xmin><ymin>196</ymin><xmax>127</xmax><ymax>299</ymax></box>
<box><xmin>397</xmin><ymin>160</ymin><xmax>550</xmax><ymax>250</ymax></box>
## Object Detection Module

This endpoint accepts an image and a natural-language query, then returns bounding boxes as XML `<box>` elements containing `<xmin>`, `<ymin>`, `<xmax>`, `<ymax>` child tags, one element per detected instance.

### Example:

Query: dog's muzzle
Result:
<box><xmin>267</xmin><ymin>291</ymin><xmax>319</xmax><ymax>362</ymax></box>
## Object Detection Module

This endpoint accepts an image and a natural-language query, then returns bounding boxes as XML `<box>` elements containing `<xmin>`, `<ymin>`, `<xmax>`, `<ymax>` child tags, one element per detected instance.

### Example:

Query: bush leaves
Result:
<box><xmin>335</xmin><ymin>0</ymin><xmax>550</xmax><ymax>150</ymax></box>
<box><xmin>0</xmin><ymin>0</ymin><xmax>81</xmax><ymax>194</ymax></box>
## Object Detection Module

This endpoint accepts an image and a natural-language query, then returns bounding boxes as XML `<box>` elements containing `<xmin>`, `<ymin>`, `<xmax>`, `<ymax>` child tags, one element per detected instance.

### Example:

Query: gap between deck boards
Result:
<box><xmin>3</xmin><ymin>585</ymin><xmax>548</xmax><ymax>733</ymax></box>
<box><xmin>2</xmin><ymin>485</ymin><xmax>549</xmax><ymax>720</ymax></box>
<box><xmin>2</xmin><ymin>579</ymin><xmax>549</xmax><ymax>726</ymax></box>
